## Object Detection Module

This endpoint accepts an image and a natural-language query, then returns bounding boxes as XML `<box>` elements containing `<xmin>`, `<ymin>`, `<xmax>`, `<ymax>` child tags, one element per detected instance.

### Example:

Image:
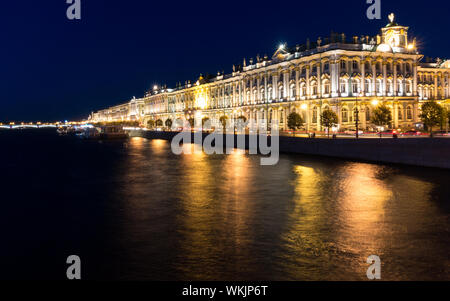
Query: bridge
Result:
<box><xmin>0</xmin><ymin>124</ymin><xmax>57</xmax><ymax>129</ymax></box>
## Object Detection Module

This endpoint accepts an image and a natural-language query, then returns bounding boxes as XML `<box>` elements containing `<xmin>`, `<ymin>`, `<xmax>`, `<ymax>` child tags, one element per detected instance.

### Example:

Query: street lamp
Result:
<box><xmin>354</xmin><ymin>92</ymin><xmax>362</xmax><ymax>139</ymax></box>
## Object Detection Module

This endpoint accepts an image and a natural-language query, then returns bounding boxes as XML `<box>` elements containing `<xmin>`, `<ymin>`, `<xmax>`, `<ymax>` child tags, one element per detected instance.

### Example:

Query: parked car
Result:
<box><xmin>343</xmin><ymin>129</ymin><xmax>364</xmax><ymax>135</ymax></box>
<box><xmin>402</xmin><ymin>129</ymin><xmax>423</xmax><ymax>136</ymax></box>
<box><xmin>432</xmin><ymin>130</ymin><xmax>450</xmax><ymax>137</ymax></box>
<box><xmin>378</xmin><ymin>130</ymin><xmax>399</xmax><ymax>136</ymax></box>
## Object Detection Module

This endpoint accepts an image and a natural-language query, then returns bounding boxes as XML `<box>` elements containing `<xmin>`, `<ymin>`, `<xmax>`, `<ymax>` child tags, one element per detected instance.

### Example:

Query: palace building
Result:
<box><xmin>90</xmin><ymin>14</ymin><xmax>450</xmax><ymax>131</ymax></box>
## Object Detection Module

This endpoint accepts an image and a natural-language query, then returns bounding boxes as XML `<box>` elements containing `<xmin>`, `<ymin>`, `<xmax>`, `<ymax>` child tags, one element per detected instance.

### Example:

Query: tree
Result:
<box><xmin>447</xmin><ymin>110</ymin><xmax>450</xmax><ymax>130</ymax></box>
<box><xmin>236</xmin><ymin>115</ymin><xmax>247</xmax><ymax>132</ymax></box>
<box><xmin>165</xmin><ymin>118</ymin><xmax>172</xmax><ymax>129</ymax></box>
<box><xmin>320</xmin><ymin>109</ymin><xmax>338</xmax><ymax>138</ymax></box>
<box><xmin>188</xmin><ymin>118</ymin><xmax>195</xmax><ymax>129</ymax></box>
<box><xmin>420</xmin><ymin>101</ymin><xmax>444</xmax><ymax>137</ymax></box>
<box><xmin>371</xmin><ymin>104</ymin><xmax>392</xmax><ymax>138</ymax></box>
<box><xmin>147</xmin><ymin>119</ymin><xmax>155</xmax><ymax>129</ymax></box>
<box><xmin>287</xmin><ymin>112</ymin><xmax>304</xmax><ymax>136</ymax></box>
<box><xmin>202</xmin><ymin>117</ymin><xmax>210</xmax><ymax>130</ymax></box>
<box><xmin>237</xmin><ymin>115</ymin><xmax>247</xmax><ymax>123</ymax></box>
<box><xmin>219</xmin><ymin>116</ymin><xmax>228</xmax><ymax>132</ymax></box>
<box><xmin>155</xmin><ymin>119</ymin><xmax>163</xmax><ymax>127</ymax></box>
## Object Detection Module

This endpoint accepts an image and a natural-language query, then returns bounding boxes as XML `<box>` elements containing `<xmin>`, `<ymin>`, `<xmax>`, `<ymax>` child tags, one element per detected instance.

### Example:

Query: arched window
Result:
<box><xmin>279</xmin><ymin>86</ymin><xmax>284</xmax><ymax>100</ymax></box>
<box><xmin>365</xmin><ymin>106</ymin><xmax>371</xmax><ymax>121</ymax></box>
<box><xmin>341</xmin><ymin>60</ymin><xmax>347</xmax><ymax>70</ymax></box>
<box><xmin>406</xmin><ymin>81</ymin><xmax>412</xmax><ymax>94</ymax></box>
<box><xmin>365</xmin><ymin>79</ymin><xmax>372</xmax><ymax>94</ymax></box>
<box><xmin>352</xmin><ymin>79</ymin><xmax>360</xmax><ymax>95</ymax></box>
<box><xmin>300</xmin><ymin>83</ymin><xmax>306</xmax><ymax>97</ymax></box>
<box><xmin>398</xmin><ymin>106</ymin><xmax>403</xmax><ymax>120</ymax></box>
<box><xmin>311</xmin><ymin>81</ymin><xmax>318</xmax><ymax>95</ymax></box>
<box><xmin>260</xmin><ymin>89</ymin><xmax>265</xmax><ymax>102</ymax></box>
<box><xmin>312</xmin><ymin>106</ymin><xmax>318</xmax><ymax>123</ymax></box>
<box><xmin>398</xmin><ymin>80</ymin><xmax>403</xmax><ymax>95</ymax></box>
<box><xmin>406</xmin><ymin>106</ymin><xmax>413</xmax><ymax>120</ymax></box>
<box><xmin>323</xmin><ymin>80</ymin><xmax>330</xmax><ymax>95</ymax></box>
<box><xmin>340</xmin><ymin>79</ymin><xmax>347</xmax><ymax>94</ymax></box>
<box><xmin>268</xmin><ymin>87</ymin><xmax>273</xmax><ymax>101</ymax></box>
<box><xmin>342</xmin><ymin>107</ymin><xmax>349</xmax><ymax>123</ymax></box>
<box><xmin>290</xmin><ymin>84</ymin><xmax>296</xmax><ymax>99</ymax></box>
<box><xmin>376</xmin><ymin>79</ymin><xmax>382</xmax><ymax>94</ymax></box>
<box><xmin>387</xmin><ymin>79</ymin><xmax>393</xmax><ymax>94</ymax></box>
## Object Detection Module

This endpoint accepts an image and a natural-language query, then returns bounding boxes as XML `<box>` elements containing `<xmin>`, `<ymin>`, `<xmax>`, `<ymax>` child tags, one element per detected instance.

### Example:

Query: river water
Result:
<box><xmin>1</xmin><ymin>129</ymin><xmax>449</xmax><ymax>280</ymax></box>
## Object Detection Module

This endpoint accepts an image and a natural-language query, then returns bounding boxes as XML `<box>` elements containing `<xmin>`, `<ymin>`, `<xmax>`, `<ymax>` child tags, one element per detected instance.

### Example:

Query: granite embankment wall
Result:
<box><xmin>128</xmin><ymin>130</ymin><xmax>450</xmax><ymax>169</ymax></box>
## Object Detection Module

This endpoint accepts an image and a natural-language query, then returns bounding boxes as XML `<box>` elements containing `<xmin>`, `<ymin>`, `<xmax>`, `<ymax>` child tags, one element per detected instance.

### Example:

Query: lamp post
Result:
<box><xmin>354</xmin><ymin>92</ymin><xmax>361</xmax><ymax>139</ymax></box>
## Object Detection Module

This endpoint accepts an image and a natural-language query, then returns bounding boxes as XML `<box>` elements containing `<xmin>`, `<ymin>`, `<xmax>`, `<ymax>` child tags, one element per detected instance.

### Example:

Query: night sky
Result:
<box><xmin>2</xmin><ymin>0</ymin><xmax>449</xmax><ymax>122</ymax></box>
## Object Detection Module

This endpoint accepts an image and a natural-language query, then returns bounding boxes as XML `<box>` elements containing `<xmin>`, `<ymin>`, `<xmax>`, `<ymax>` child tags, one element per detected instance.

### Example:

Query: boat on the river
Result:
<box><xmin>77</xmin><ymin>125</ymin><xmax>128</xmax><ymax>140</ymax></box>
<box><xmin>57</xmin><ymin>126</ymin><xmax>75</xmax><ymax>135</ymax></box>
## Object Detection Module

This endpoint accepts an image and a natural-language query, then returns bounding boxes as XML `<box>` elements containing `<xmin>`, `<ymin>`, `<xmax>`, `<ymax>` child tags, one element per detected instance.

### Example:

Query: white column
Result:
<box><xmin>413</xmin><ymin>62</ymin><xmax>418</xmax><ymax>97</ymax></box>
<box><xmin>331</xmin><ymin>60</ymin><xmax>339</xmax><ymax>97</ymax></box>
<box><xmin>434</xmin><ymin>73</ymin><xmax>438</xmax><ymax>100</ymax></box>
<box><xmin>361</xmin><ymin>60</ymin><xmax>366</xmax><ymax>95</ymax></box>
<box><xmin>372</xmin><ymin>62</ymin><xmax>377</xmax><ymax>94</ymax></box>
<box><xmin>383</xmin><ymin>62</ymin><xmax>387</xmax><ymax>96</ymax></box>
<box><xmin>393</xmin><ymin>62</ymin><xmax>398</xmax><ymax>96</ymax></box>
<box><xmin>306</xmin><ymin>66</ymin><xmax>310</xmax><ymax>99</ymax></box>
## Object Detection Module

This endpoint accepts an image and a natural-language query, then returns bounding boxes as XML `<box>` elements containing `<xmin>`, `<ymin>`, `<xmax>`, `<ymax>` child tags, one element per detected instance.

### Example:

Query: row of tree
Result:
<box><xmin>147</xmin><ymin>116</ymin><xmax>248</xmax><ymax>131</ymax></box>
<box><xmin>145</xmin><ymin>101</ymin><xmax>450</xmax><ymax>137</ymax></box>
<box><xmin>287</xmin><ymin>100</ymin><xmax>450</xmax><ymax>138</ymax></box>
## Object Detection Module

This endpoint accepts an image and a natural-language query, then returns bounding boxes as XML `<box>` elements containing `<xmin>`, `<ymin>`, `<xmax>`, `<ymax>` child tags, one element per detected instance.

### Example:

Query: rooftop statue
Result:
<box><xmin>389</xmin><ymin>13</ymin><xmax>395</xmax><ymax>23</ymax></box>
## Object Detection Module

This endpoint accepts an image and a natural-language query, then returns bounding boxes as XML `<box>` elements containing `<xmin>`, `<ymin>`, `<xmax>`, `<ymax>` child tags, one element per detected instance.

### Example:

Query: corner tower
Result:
<box><xmin>381</xmin><ymin>13</ymin><xmax>411</xmax><ymax>51</ymax></box>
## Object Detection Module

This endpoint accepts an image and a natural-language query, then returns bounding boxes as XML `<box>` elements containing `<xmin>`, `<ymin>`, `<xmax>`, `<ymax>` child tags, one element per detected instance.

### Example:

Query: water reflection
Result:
<box><xmin>111</xmin><ymin>139</ymin><xmax>450</xmax><ymax>280</ymax></box>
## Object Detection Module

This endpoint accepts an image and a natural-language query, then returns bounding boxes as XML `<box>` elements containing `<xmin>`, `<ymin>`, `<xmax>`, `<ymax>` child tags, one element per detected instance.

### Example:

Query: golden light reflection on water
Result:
<box><xmin>150</xmin><ymin>139</ymin><xmax>167</xmax><ymax>153</ymax></box>
<box><xmin>279</xmin><ymin>165</ymin><xmax>329</xmax><ymax>280</ymax></box>
<box><xmin>113</xmin><ymin>139</ymin><xmax>450</xmax><ymax>280</ymax></box>
<box><xmin>279</xmin><ymin>162</ymin><xmax>446</xmax><ymax>280</ymax></box>
<box><xmin>279</xmin><ymin>163</ymin><xmax>393</xmax><ymax>280</ymax></box>
<box><xmin>129</xmin><ymin>136</ymin><xmax>145</xmax><ymax>147</ymax></box>
<box><xmin>332</xmin><ymin>163</ymin><xmax>392</xmax><ymax>277</ymax></box>
<box><xmin>177</xmin><ymin>145</ymin><xmax>255</xmax><ymax>280</ymax></box>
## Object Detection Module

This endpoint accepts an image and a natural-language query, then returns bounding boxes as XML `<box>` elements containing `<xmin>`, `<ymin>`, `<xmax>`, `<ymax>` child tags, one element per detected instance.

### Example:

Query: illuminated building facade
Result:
<box><xmin>90</xmin><ymin>14</ymin><xmax>450</xmax><ymax>131</ymax></box>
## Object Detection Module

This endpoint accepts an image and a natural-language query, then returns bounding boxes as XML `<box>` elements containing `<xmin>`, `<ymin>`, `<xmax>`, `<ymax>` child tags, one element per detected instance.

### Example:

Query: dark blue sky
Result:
<box><xmin>1</xmin><ymin>0</ymin><xmax>449</xmax><ymax>121</ymax></box>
